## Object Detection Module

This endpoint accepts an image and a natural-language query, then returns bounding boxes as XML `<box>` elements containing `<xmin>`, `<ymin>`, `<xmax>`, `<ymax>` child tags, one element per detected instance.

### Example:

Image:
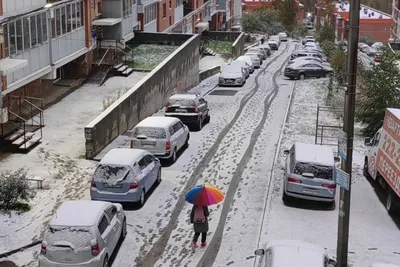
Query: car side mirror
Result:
<box><xmin>284</xmin><ymin>149</ymin><xmax>290</xmax><ymax>155</ymax></box>
<box><xmin>254</xmin><ymin>249</ymin><xmax>265</xmax><ymax>256</ymax></box>
<box><xmin>364</xmin><ymin>137</ymin><xmax>371</xmax><ymax>146</ymax></box>
<box><xmin>334</xmin><ymin>156</ymin><xmax>340</xmax><ymax>162</ymax></box>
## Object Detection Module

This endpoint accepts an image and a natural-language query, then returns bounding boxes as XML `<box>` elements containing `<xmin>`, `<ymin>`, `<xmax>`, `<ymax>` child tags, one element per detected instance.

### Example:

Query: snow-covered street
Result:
<box><xmin>2</xmin><ymin>39</ymin><xmax>400</xmax><ymax>267</ymax></box>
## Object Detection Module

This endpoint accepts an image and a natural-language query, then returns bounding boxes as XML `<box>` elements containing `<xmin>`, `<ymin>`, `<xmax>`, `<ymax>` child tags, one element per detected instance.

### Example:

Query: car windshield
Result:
<box><xmin>293</xmin><ymin>162</ymin><xmax>333</xmax><ymax>180</ymax></box>
<box><xmin>168</xmin><ymin>98</ymin><xmax>196</xmax><ymax>107</ymax></box>
<box><xmin>133</xmin><ymin>127</ymin><xmax>167</xmax><ymax>139</ymax></box>
<box><xmin>93</xmin><ymin>164</ymin><xmax>131</xmax><ymax>182</ymax></box>
<box><xmin>45</xmin><ymin>226</ymin><xmax>93</xmax><ymax>250</ymax></box>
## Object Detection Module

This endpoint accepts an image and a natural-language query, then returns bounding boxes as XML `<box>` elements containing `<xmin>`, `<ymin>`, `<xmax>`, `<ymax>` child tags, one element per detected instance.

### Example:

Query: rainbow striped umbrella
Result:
<box><xmin>185</xmin><ymin>184</ymin><xmax>224</xmax><ymax>206</ymax></box>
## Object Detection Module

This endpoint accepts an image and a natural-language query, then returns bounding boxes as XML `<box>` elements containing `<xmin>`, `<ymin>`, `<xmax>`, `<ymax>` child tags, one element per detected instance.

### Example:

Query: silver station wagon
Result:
<box><xmin>90</xmin><ymin>148</ymin><xmax>161</xmax><ymax>207</ymax></box>
<box><xmin>131</xmin><ymin>116</ymin><xmax>190</xmax><ymax>163</ymax></box>
<box><xmin>282</xmin><ymin>142</ymin><xmax>338</xmax><ymax>208</ymax></box>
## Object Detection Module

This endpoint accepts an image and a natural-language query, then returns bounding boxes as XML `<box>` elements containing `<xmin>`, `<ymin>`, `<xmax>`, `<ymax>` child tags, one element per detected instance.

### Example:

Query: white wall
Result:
<box><xmin>3</xmin><ymin>0</ymin><xmax>47</xmax><ymax>16</ymax></box>
<box><xmin>52</xmin><ymin>28</ymin><xmax>86</xmax><ymax>63</ymax></box>
<box><xmin>174</xmin><ymin>5</ymin><xmax>184</xmax><ymax>23</ymax></box>
<box><xmin>144</xmin><ymin>20</ymin><xmax>157</xmax><ymax>32</ymax></box>
<box><xmin>233</xmin><ymin>0</ymin><xmax>241</xmax><ymax>19</ymax></box>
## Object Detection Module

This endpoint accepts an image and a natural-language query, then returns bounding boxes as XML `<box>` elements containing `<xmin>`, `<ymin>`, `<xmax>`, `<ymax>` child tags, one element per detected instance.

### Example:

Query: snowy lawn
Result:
<box><xmin>126</xmin><ymin>44</ymin><xmax>178</xmax><ymax>70</ymax></box>
<box><xmin>213</xmin><ymin>41</ymin><xmax>233</xmax><ymax>54</ymax></box>
<box><xmin>259</xmin><ymin>78</ymin><xmax>400</xmax><ymax>266</ymax></box>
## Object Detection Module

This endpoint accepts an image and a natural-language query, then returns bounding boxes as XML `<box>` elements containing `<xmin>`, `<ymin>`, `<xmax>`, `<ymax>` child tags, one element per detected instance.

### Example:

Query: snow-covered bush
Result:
<box><xmin>0</xmin><ymin>168</ymin><xmax>35</xmax><ymax>213</ymax></box>
<box><xmin>242</xmin><ymin>9</ymin><xmax>285</xmax><ymax>35</ymax></box>
<box><xmin>316</xmin><ymin>25</ymin><xmax>335</xmax><ymax>43</ymax></box>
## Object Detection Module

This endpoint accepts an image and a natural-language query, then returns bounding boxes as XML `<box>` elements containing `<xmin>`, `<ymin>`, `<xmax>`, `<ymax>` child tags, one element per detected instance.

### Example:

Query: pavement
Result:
<box><xmin>2</xmin><ymin>40</ymin><xmax>400</xmax><ymax>267</ymax></box>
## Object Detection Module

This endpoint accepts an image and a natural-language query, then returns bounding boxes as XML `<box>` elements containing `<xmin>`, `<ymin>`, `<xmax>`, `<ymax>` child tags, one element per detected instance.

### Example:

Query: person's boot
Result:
<box><xmin>192</xmin><ymin>241</ymin><xmax>197</xmax><ymax>248</ymax></box>
<box><xmin>201</xmin><ymin>242</ymin><xmax>207</xmax><ymax>247</ymax></box>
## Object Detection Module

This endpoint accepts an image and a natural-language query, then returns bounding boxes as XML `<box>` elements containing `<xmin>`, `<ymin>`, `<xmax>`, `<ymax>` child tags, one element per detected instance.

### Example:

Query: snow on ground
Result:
<box><xmin>259</xmin><ymin>78</ymin><xmax>400</xmax><ymax>266</ymax></box>
<box><xmin>0</xmin><ymin>72</ymin><xmax>148</xmax><ymax>256</ymax></box>
<box><xmin>126</xmin><ymin>44</ymin><xmax>179</xmax><ymax>69</ymax></box>
<box><xmin>152</xmin><ymin>43</ymin><xmax>296</xmax><ymax>267</ymax></box>
<box><xmin>199</xmin><ymin>55</ymin><xmax>230</xmax><ymax>71</ymax></box>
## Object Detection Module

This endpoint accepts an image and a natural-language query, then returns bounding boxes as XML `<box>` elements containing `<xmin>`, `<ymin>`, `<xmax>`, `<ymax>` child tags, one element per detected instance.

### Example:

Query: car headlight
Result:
<box><xmin>235</xmin><ymin>78</ymin><xmax>242</xmax><ymax>82</ymax></box>
<box><xmin>219</xmin><ymin>77</ymin><xmax>224</xmax><ymax>81</ymax></box>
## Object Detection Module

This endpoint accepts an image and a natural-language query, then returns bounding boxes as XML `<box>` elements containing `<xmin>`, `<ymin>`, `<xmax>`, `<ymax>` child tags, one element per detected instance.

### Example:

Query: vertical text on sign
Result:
<box><xmin>377</xmin><ymin>149</ymin><xmax>400</xmax><ymax>194</ymax></box>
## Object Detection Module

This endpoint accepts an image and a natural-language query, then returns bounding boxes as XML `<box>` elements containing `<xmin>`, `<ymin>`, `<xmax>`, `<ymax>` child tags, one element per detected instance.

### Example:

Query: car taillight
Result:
<box><xmin>194</xmin><ymin>105</ymin><xmax>198</xmax><ymax>113</ymax></box>
<box><xmin>285</xmin><ymin>68</ymin><xmax>293</xmax><ymax>72</ymax></box>
<box><xmin>322</xmin><ymin>183</ymin><xmax>336</xmax><ymax>189</ymax></box>
<box><xmin>130</xmin><ymin>139</ymin><xmax>134</xmax><ymax>148</ymax></box>
<box><xmin>91</xmin><ymin>181</ymin><xmax>96</xmax><ymax>188</ymax></box>
<box><xmin>130</xmin><ymin>181</ymin><xmax>138</xmax><ymax>189</ymax></box>
<box><xmin>287</xmin><ymin>177</ymin><xmax>302</xmax><ymax>183</ymax></box>
<box><xmin>91</xmin><ymin>242</ymin><xmax>100</xmax><ymax>256</ymax></box>
<box><xmin>166</xmin><ymin>140</ymin><xmax>171</xmax><ymax>151</ymax></box>
<box><xmin>40</xmin><ymin>242</ymin><xmax>47</xmax><ymax>255</ymax></box>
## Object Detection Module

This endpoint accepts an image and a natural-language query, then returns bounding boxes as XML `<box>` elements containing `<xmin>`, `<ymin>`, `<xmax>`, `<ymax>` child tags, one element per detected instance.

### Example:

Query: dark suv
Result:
<box><xmin>165</xmin><ymin>94</ymin><xmax>210</xmax><ymax>131</ymax></box>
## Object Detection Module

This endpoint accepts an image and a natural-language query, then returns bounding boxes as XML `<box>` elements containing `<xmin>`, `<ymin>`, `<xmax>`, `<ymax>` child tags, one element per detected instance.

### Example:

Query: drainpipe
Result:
<box><xmin>45</xmin><ymin>4</ymin><xmax>54</xmax><ymax>69</ymax></box>
<box><xmin>0</xmin><ymin>71</ymin><xmax>3</xmax><ymax>108</ymax></box>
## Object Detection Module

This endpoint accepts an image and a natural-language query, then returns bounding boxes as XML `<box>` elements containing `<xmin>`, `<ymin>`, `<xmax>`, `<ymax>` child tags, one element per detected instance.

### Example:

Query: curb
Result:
<box><xmin>0</xmin><ymin>241</ymin><xmax>41</xmax><ymax>259</ymax></box>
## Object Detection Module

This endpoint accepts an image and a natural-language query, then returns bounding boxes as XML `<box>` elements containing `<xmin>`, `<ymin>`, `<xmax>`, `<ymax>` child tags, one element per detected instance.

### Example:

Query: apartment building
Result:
<box><xmin>392</xmin><ymin>0</ymin><xmax>400</xmax><ymax>40</ymax></box>
<box><xmin>315</xmin><ymin>1</ymin><xmax>394</xmax><ymax>42</ymax></box>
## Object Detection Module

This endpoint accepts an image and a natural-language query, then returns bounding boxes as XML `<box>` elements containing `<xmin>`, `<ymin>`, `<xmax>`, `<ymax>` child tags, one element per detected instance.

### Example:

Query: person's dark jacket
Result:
<box><xmin>190</xmin><ymin>205</ymin><xmax>209</xmax><ymax>233</ymax></box>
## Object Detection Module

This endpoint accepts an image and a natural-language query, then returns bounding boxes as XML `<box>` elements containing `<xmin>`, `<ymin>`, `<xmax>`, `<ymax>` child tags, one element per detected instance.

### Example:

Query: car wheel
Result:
<box><xmin>184</xmin><ymin>134</ymin><xmax>190</xmax><ymax>148</ymax></box>
<box><xmin>328</xmin><ymin>200</ymin><xmax>336</xmax><ymax>210</ymax></box>
<box><xmin>169</xmin><ymin>148</ymin><xmax>177</xmax><ymax>163</ymax></box>
<box><xmin>282</xmin><ymin>191</ymin><xmax>290</xmax><ymax>202</ymax></box>
<box><xmin>289</xmin><ymin>77</ymin><xmax>294</xmax><ymax>80</ymax></box>
<box><xmin>139</xmin><ymin>189</ymin><xmax>145</xmax><ymax>207</ymax></box>
<box><xmin>120</xmin><ymin>218</ymin><xmax>127</xmax><ymax>240</ymax></box>
<box><xmin>196</xmin><ymin>117</ymin><xmax>203</xmax><ymax>131</ymax></box>
<box><xmin>205</xmin><ymin>114</ymin><xmax>210</xmax><ymax>124</ymax></box>
<box><xmin>363</xmin><ymin>158</ymin><xmax>371</xmax><ymax>179</ymax></box>
<box><xmin>157</xmin><ymin>168</ymin><xmax>162</xmax><ymax>184</ymax></box>
<box><xmin>299</xmin><ymin>73</ymin><xmax>306</xmax><ymax>80</ymax></box>
<box><xmin>103</xmin><ymin>255</ymin><xmax>109</xmax><ymax>267</ymax></box>
<box><xmin>386</xmin><ymin>190</ymin><xmax>396</xmax><ymax>215</ymax></box>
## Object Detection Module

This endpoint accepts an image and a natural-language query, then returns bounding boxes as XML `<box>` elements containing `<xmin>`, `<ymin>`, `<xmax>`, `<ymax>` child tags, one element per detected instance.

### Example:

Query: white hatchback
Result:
<box><xmin>39</xmin><ymin>200</ymin><xmax>126</xmax><ymax>267</ymax></box>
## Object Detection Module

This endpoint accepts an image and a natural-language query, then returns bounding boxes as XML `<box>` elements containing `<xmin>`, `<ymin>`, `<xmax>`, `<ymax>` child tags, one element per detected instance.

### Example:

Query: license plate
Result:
<box><xmin>303</xmin><ymin>188</ymin><xmax>319</xmax><ymax>195</ymax></box>
<box><xmin>175</xmin><ymin>108</ymin><xmax>187</xmax><ymax>112</ymax></box>
<box><xmin>141</xmin><ymin>140</ymin><xmax>156</xmax><ymax>146</ymax></box>
<box><xmin>104</xmin><ymin>183</ymin><xmax>122</xmax><ymax>188</ymax></box>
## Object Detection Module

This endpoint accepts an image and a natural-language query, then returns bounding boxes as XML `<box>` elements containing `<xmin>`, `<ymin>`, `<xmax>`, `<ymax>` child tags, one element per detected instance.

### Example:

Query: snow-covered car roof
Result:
<box><xmin>169</xmin><ymin>94</ymin><xmax>198</xmax><ymax>100</ymax></box>
<box><xmin>222</xmin><ymin>64</ymin><xmax>242</xmax><ymax>73</ymax></box>
<box><xmin>230</xmin><ymin>60</ymin><xmax>247</xmax><ymax>67</ymax></box>
<box><xmin>294</xmin><ymin>142</ymin><xmax>334</xmax><ymax>166</ymax></box>
<box><xmin>136</xmin><ymin>116</ymin><xmax>180</xmax><ymax>129</ymax></box>
<box><xmin>237</xmin><ymin>55</ymin><xmax>252</xmax><ymax>61</ymax></box>
<box><xmin>268</xmin><ymin>40</ymin><xmax>278</xmax><ymax>44</ymax></box>
<box><xmin>100</xmin><ymin>148</ymin><xmax>148</xmax><ymax>166</ymax></box>
<box><xmin>50</xmin><ymin>200</ymin><xmax>110</xmax><ymax>227</ymax></box>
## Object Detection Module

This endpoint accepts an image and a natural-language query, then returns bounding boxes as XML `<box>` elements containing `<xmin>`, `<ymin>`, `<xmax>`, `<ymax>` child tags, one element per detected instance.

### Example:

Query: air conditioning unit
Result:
<box><xmin>0</xmin><ymin>107</ymin><xmax>9</xmax><ymax>124</ymax></box>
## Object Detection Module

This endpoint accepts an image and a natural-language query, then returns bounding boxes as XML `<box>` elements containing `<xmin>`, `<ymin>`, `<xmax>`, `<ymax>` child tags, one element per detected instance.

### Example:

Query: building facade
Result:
<box><xmin>392</xmin><ymin>0</ymin><xmax>400</xmax><ymax>40</ymax></box>
<box><xmin>315</xmin><ymin>1</ymin><xmax>394</xmax><ymax>43</ymax></box>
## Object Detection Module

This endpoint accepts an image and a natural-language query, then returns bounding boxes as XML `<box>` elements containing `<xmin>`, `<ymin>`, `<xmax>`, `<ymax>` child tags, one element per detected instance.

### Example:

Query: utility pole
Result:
<box><xmin>336</xmin><ymin>0</ymin><xmax>361</xmax><ymax>265</ymax></box>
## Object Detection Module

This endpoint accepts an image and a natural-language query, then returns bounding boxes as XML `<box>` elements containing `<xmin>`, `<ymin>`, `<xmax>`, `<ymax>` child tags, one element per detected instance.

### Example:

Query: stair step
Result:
<box><xmin>122</xmin><ymin>68</ymin><xmax>133</xmax><ymax>75</ymax></box>
<box><xmin>12</xmin><ymin>132</ymin><xmax>35</xmax><ymax>146</ymax></box>
<box><xmin>114</xmin><ymin>63</ymin><xmax>123</xmax><ymax>69</ymax></box>
<box><xmin>5</xmin><ymin>129</ymin><xmax>25</xmax><ymax>142</ymax></box>
<box><xmin>118</xmin><ymin>65</ymin><xmax>128</xmax><ymax>72</ymax></box>
<box><xmin>22</xmin><ymin>136</ymin><xmax>41</xmax><ymax>150</ymax></box>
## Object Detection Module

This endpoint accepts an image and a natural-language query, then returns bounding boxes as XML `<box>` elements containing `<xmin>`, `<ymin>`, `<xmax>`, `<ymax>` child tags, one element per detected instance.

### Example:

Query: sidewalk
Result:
<box><xmin>0</xmin><ymin>71</ymin><xmax>148</xmax><ymax>255</ymax></box>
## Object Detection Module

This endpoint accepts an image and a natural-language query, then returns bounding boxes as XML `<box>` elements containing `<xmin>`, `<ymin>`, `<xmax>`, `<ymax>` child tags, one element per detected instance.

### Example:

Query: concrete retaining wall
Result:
<box><xmin>199</xmin><ymin>66</ymin><xmax>221</xmax><ymax>82</ymax></box>
<box><xmin>84</xmin><ymin>34</ymin><xmax>201</xmax><ymax>159</ymax></box>
<box><xmin>202</xmin><ymin>31</ymin><xmax>245</xmax><ymax>59</ymax></box>
<box><xmin>232</xmin><ymin>32</ymin><xmax>245</xmax><ymax>59</ymax></box>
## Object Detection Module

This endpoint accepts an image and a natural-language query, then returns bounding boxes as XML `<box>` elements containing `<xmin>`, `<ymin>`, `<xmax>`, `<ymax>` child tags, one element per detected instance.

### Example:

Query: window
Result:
<box><xmin>71</xmin><ymin>3</ymin><xmax>77</xmax><ymax>30</ymax></box>
<box><xmin>196</xmin><ymin>0</ymin><xmax>199</xmax><ymax>8</ymax></box>
<box><xmin>144</xmin><ymin>3</ymin><xmax>157</xmax><ymax>24</ymax></box>
<box><xmin>50</xmin><ymin>2</ymin><xmax>84</xmax><ymax>38</ymax></box>
<box><xmin>15</xmin><ymin>19</ymin><xmax>23</xmax><ymax>53</ymax></box>
<box><xmin>138</xmin><ymin>158</ymin><xmax>147</xmax><ymax>170</ymax></box>
<box><xmin>61</xmin><ymin>6</ymin><xmax>67</xmax><ymax>35</ymax></box>
<box><xmin>133</xmin><ymin>127</ymin><xmax>166</xmax><ymax>139</ymax></box>
<box><xmin>176</xmin><ymin>0</ymin><xmax>183</xmax><ymax>7</ymax></box>
<box><xmin>66</xmin><ymin>4</ymin><xmax>72</xmax><ymax>32</ymax></box>
<box><xmin>105</xmin><ymin>206</ymin><xmax>117</xmax><ymax>221</ymax></box>
<box><xmin>163</xmin><ymin>3</ymin><xmax>166</xmax><ymax>18</ymax></box>
<box><xmin>172</xmin><ymin>122</ymin><xmax>183</xmax><ymax>133</ymax></box>
<box><xmin>3</xmin><ymin>25</ymin><xmax>9</xmax><ymax>57</ymax></box>
<box><xmin>123</xmin><ymin>0</ymin><xmax>133</xmax><ymax>17</ymax></box>
<box><xmin>30</xmin><ymin>15</ymin><xmax>38</xmax><ymax>47</ymax></box>
<box><xmin>98</xmin><ymin>216</ymin><xmax>109</xmax><ymax>235</ymax></box>
<box><xmin>169</xmin><ymin>0</ymin><xmax>172</xmax><ymax>8</ymax></box>
<box><xmin>294</xmin><ymin>162</ymin><xmax>333</xmax><ymax>180</ymax></box>
<box><xmin>39</xmin><ymin>12</ymin><xmax>48</xmax><ymax>43</ymax></box>
<box><xmin>169</xmin><ymin>16</ymin><xmax>172</xmax><ymax>25</ymax></box>
<box><xmin>55</xmin><ymin>8</ymin><xmax>61</xmax><ymax>36</ymax></box>
<box><xmin>22</xmin><ymin>17</ymin><xmax>30</xmax><ymax>50</ymax></box>
<box><xmin>144</xmin><ymin>155</ymin><xmax>155</xmax><ymax>165</ymax></box>
<box><xmin>169</xmin><ymin>126</ymin><xmax>174</xmax><ymax>136</ymax></box>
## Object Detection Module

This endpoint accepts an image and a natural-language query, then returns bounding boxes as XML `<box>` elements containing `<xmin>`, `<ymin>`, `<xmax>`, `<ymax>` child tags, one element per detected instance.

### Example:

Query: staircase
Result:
<box><xmin>113</xmin><ymin>63</ymin><xmax>134</xmax><ymax>77</ymax></box>
<box><xmin>86</xmin><ymin>65</ymin><xmax>113</xmax><ymax>86</ymax></box>
<box><xmin>0</xmin><ymin>96</ymin><xmax>44</xmax><ymax>153</ymax></box>
<box><xmin>202</xmin><ymin>47</ymin><xmax>217</xmax><ymax>56</ymax></box>
<box><xmin>201</xmin><ymin>36</ymin><xmax>217</xmax><ymax>56</ymax></box>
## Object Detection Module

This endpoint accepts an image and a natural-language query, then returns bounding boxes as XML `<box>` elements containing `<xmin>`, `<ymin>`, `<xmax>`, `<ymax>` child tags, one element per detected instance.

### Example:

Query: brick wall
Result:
<box><xmin>359</xmin><ymin>21</ymin><xmax>392</xmax><ymax>42</ymax></box>
<box><xmin>157</xmin><ymin>0</ymin><xmax>175</xmax><ymax>32</ymax></box>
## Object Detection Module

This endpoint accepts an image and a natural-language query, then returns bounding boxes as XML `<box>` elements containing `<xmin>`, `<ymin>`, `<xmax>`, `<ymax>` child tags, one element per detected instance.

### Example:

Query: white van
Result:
<box><xmin>278</xmin><ymin>32</ymin><xmax>288</xmax><ymax>42</ymax></box>
<box><xmin>131</xmin><ymin>116</ymin><xmax>190</xmax><ymax>163</ymax></box>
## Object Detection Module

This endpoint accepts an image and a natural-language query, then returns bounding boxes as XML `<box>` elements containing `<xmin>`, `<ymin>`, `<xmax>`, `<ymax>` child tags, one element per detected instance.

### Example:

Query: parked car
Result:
<box><xmin>288</xmin><ymin>57</ymin><xmax>332</xmax><ymax>68</ymax></box>
<box><xmin>245</xmin><ymin>53</ymin><xmax>261</xmax><ymax>68</ymax></box>
<box><xmin>248</xmin><ymin>47</ymin><xmax>267</xmax><ymax>60</ymax></box>
<box><xmin>165</xmin><ymin>94</ymin><xmax>210</xmax><ymax>130</ymax></box>
<box><xmin>302</xmin><ymin>37</ymin><xmax>315</xmax><ymax>45</ymax></box>
<box><xmin>278</xmin><ymin>32</ymin><xmax>288</xmax><ymax>42</ymax></box>
<box><xmin>282</xmin><ymin>142</ymin><xmax>338</xmax><ymax>208</ymax></box>
<box><xmin>237</xmin><ymin>55</ymin><xmax>254</xmax><ymax>73</ymax></box>
<box><xmin>90</xmin><ymin>148</ymin><xmax>161</xmax><ymax>206</ymax></box>
<box><xmin>246</xmin><ymin>49</ymin><xmax>264</xmax><ymax>62</ymax></box>
<box><xmin>374</xmin><ymin>52</ymin><xmax>382</xmax><ymax>62</ymax></box>
<box><xmin>290</xmin><ymin>50</ymin><xmax>323</xmax><ymax>61</ymax></box>
<box><xmin>269</xmin><ymin>35</ymin><xmax>281</xmax><ymax>46</ymax></box>
<box><xmin>254</xmin><ymin>240</ymin><xmax>336</xmax><ymax>267</ymax></box>
<box><xmin>306</xmin><ymin>22</ymin><xmax>314</xmax><ymax>29</ymax></box>
<box><xmin>268</xmin><ymin>40</ymin><xmax>279</xmax><ymax>50</ymax></box>
<box><xmin>358</xmin><ymin>42</ymin><xmax>369</xmax><ymax>51</ymax></box>
<box><xmin>371</xmin><ymin>42</ymin><xmax>384</xmax><ymax>50</ymax></box>
<box><xmin>257</xmin><ymin>44</ymin><xmax>271</xmax><ymax>56</ymax></box>
<box><xmin>367</xmin><ymin>47</ymin><xmax>378</xmax><ymax>56</ymax></box>
<box><xmin>219</xmin><ymin>64</ymin><xmax>246</xmax><ymax>87</ymax></box>
<box><xmin>230</xmin><ymin>60</ymin><xmax>250</xmax><ymax>78</ymax></box>
<box><xmin>39</xmin><ymin>200</ymin><xmax>126</xmax><ymax>267</ymax></box>
<box><xmin>284</xmin><ymin>62</ymin><xmax>332</xmax><ymax>80</ymax></box>
<box><xmin>131</xmin><ymin>116</ymin><xmax>190</xmax><ymax>161</ymax></box>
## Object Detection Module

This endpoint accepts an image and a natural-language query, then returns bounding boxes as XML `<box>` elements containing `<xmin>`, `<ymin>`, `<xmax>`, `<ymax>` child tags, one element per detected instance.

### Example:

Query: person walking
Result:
<box><xmin>190</xmin><ymin>205</ymin><xmax>209</xmax><ymax>249</ymax></box>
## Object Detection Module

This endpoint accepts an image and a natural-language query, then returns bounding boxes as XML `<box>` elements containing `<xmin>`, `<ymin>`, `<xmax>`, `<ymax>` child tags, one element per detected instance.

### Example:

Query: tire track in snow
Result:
<box><xmin>137</xmin><ymin>44</ymin><xmax>291</xmax><ymax>267</ymax></box>
<box><xmin>195</xmin><ymin>43</ymin><xmax>295</xmax><ymax>267</ymax></box>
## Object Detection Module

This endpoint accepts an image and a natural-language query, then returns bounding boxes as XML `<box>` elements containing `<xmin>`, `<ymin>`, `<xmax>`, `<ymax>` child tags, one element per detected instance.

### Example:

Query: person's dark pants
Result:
<box><xmin>193</xmin><ymin>232</ymin><xmax>207</xmax><ymax>243</ymax></box>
